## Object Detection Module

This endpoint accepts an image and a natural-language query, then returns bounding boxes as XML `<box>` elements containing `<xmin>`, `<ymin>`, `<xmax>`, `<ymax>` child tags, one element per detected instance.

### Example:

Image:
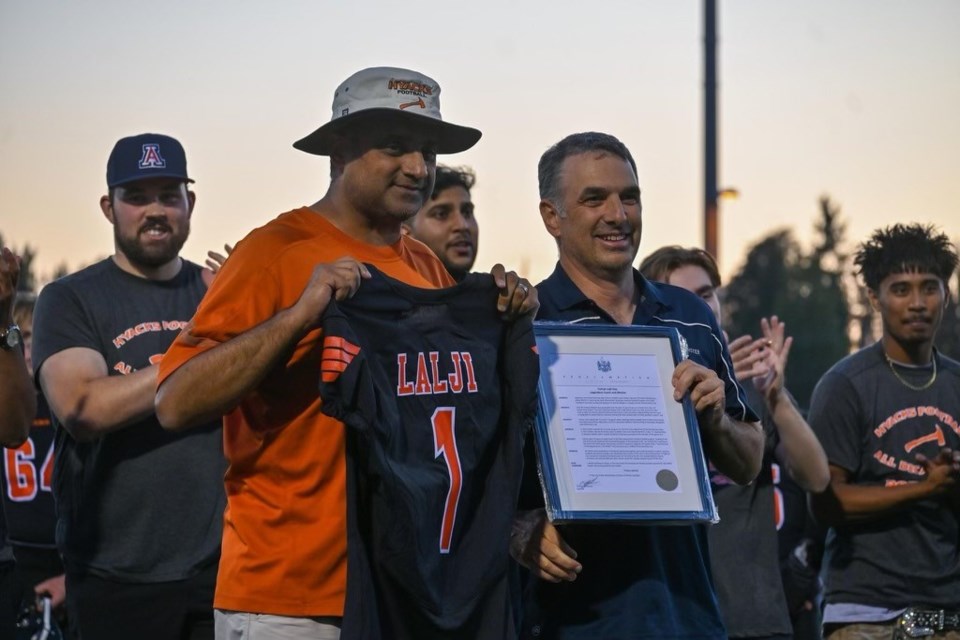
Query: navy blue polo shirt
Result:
<box><xmin>520</xmin><ymin>263</ymin><xmax>757</xmax><ymax>640</ymax></box>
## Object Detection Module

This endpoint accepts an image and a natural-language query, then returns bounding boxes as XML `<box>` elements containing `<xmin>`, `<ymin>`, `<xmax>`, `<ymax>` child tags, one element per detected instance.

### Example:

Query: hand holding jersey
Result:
<box><xmin>490</xmin><ymin>263</ymin><xmax>538</xmax><ymax>319</ymax></box>
<box><xmin>155</xmin><ymin>256</ymin><xmax>378</xmax><ymax>431</ymax></box>
<box><xmin>281</xmin><ymin>258</ymin><xmax>535</xmax><ymax>337</ymax></box>
<box><xmin>291</xmin><ymin>257</ymin><xmax>373</xmax><ymax>329</ymax></box>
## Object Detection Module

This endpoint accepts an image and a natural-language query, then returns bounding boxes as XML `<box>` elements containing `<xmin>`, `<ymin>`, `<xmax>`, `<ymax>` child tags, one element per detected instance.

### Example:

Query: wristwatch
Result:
<box><xmin>0</xmin><ymin>324</ymin><xmax>22</xmax><ymax>351</ymax></box>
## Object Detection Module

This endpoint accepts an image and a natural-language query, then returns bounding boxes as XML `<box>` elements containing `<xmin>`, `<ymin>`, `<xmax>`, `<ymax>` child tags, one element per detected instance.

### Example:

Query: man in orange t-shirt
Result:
<box><xmin>155</xmin><ymin>66</ymin><xmax>536</xmax><ymax>639</ymax></box>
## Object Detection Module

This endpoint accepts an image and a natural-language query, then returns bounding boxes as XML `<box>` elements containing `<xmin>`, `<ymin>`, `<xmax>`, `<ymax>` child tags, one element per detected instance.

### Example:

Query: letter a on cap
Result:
<box><xmin>139</xmin><ymin>144</ymin><xmax>167</xmax><ymax>169</ymax></box>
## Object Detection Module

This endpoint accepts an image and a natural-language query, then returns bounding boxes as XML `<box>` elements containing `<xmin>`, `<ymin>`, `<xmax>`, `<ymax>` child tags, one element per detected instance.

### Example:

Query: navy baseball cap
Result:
<box><xmin>106</xmin><ymin>133</ymin><xmax>194</xmax><ymax>188</ymax></box>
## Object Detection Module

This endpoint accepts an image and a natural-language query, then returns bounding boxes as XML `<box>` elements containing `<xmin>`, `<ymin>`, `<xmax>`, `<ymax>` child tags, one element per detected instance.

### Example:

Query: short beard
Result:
<box><xmin>444</xmin><ymin>263</ymin><xmax>470</xmax><ymax>282</ymax></box>
<box><xmin>114</xmin><ymin>225</ymin><xmax>189</xmax><ymax>269</ymax></box>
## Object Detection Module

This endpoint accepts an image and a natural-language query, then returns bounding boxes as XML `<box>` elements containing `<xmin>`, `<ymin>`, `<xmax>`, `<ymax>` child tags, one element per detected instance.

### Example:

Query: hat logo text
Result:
<box><xmin>389</xmin><ymin>79</ymin><xmax>432</xmax><ymax>97</ymax></box>
<box><xmin>139</xmin><ymin>144</ymin><xmax>167</xmax><ymax>170</ymax></box>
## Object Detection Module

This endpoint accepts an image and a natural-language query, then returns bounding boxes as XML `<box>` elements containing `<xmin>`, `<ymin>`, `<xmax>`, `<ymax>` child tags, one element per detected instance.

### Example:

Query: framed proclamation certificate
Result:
<box><xmin>532</xmin><ymin>322</ymin><xmax>718</xmax><ymax>525</ymax></box>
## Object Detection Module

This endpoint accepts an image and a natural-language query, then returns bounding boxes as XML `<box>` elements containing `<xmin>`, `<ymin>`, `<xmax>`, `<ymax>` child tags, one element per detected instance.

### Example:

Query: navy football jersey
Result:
<box><xmin>319</xmin><ymin>267</ymin><xmax>539</xmax><ymax>640</ymax></box>
<box><xmin>2</xmin><ymin>393</ymin><xmax>57</xmax><ymax>548</ymax></box>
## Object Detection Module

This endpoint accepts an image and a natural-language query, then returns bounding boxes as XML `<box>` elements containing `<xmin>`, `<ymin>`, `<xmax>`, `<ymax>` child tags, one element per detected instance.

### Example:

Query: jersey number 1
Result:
<box><xmin>432</xmin><ymin>407</ymin><xmax>463</xmax><ymax>554</ymax></box>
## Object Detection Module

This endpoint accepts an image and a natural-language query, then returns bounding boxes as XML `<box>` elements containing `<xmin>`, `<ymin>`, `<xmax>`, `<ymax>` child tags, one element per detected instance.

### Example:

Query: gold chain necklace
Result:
<box><xmin>885</xmin><ymin>354</ymin><xmax>937</xmax><ymax>391</ymax></box>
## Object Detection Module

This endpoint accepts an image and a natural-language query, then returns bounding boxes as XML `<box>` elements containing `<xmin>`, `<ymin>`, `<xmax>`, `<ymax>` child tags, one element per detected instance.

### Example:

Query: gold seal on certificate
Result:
<box><xmin>532</xmin><ymin>322</ymin><xmax>718</xmax><ymax>524</ymax></box>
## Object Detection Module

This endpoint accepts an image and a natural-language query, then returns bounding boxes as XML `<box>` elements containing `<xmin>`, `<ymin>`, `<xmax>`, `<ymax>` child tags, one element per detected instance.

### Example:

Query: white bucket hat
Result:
<box><xmin>293</xmin><ymin>66</ymin><xmax>482</xmax><ymax>156</ymax></box>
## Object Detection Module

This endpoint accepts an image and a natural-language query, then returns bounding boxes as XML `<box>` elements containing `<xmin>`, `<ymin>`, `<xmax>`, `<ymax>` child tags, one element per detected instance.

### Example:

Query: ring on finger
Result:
<box><xmin>518</xmin><ymin>283</ymin><xmax>529</xmax><ymax>296</ymax></box>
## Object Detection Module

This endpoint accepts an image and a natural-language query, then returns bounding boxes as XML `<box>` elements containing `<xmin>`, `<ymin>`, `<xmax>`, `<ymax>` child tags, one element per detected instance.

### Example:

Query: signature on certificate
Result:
<box><xmin>577</xmin><ymin>475</ymin><xmax>601</xmax><ymax>491</ymax></box>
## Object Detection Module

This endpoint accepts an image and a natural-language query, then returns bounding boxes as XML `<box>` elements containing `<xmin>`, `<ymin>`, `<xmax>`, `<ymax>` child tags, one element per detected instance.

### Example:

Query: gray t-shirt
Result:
<box><xmin>33</xmin><ymin>259</ymin><xmax>226</xmax><ymax>583</ymax></box>
<box><xmin>808</xmin><ymin>342</ymin><xmax>960</xmax><ymax>609</ymax></box>
<box><xmin>708</xmin><ymin>384</ymin><xmax>793</xmax><ymax>637</ymax></box>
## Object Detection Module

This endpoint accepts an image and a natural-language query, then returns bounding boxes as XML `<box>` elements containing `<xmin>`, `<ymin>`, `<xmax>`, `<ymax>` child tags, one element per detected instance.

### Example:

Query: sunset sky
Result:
<box><xmin>1</xmin><ymin>1</ymin><xmax>958</xmax><ymax>285</ymax></box>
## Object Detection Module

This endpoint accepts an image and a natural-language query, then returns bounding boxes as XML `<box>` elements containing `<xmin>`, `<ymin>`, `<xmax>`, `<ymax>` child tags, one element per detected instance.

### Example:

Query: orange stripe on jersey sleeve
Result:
<box><xmin>321</xmin><ymin>359</ymin><xmax>350</xmax><ymax>374</ymax></box>
<box><xmin>323</xmin><ymin>336</ymin><xmax>360</xmax><ymax>356</ymax></box>
<box><xmin>320</xmin><ymin>338</ymin><xmax>361</xmax><ymax>383</ymax></box>
<box><xmin>321</xmin><ymin>345</ymin><xmax>358</xmax><ymax>366</ymax></box>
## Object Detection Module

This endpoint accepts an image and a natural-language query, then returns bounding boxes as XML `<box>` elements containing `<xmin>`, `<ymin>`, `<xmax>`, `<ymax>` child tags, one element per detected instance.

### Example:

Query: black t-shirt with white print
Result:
<box><xmin>32</xmin><ymin>258</ymin><xmax>225</xmax><ymax>583</ymax></box>
<box><xmin>809</xmin><ymin>342</ymin><xmax>960</xmax><ymax>609</ymax></box>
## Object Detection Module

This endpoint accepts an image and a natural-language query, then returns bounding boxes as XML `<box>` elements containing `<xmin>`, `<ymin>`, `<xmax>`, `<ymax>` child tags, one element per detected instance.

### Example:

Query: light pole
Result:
<box><xmin>704</xmin><ymin>0</ymin><xmax>719</xmax><ymax>262</ymax></box>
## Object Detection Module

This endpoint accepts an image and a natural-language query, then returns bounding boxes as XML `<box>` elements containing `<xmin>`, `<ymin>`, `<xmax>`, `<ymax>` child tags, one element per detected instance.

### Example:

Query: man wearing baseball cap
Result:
<box><xmin>156</xmin><ymin>67</ymin><xmax>535</xmax><ymax>639</ymax></box>
<box><xmin>32</xmin><ymin>133</ymin><xmax>227</xmax><ymax>639</ymax></box>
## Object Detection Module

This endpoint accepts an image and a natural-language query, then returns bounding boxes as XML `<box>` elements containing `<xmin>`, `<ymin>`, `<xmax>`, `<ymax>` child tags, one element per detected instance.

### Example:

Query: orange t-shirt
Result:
<box><xmin>158</xmin><ymin>207</ymin><xmax>454</xmax><ymax>616</ymax></box>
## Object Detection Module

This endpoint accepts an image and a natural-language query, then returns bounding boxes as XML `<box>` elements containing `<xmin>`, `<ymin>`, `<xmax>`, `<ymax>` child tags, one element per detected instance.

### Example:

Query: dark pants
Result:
<box><xmin>12</xmin><ymin>545</ymin><xmax>73</xmax><ymax>637</ymax></box>
<box><xmin>12</xmin><ymin>545</ymin><xmax>64</xmax><ymax>601</ymax></box>
<box><xmin>66</xmin><ymin>562</ymin><xmax>217</xmax><ymax>640</ymax></box>
<box><xmin>0</xmin><ymin>561</ymin><xmax>17</xmax><ymax>640</ymax></box>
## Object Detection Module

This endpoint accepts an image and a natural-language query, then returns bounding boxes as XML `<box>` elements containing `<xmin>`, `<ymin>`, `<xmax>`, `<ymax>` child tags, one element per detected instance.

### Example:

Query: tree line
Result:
<box><xmin>723</xmin><ymin>198</ymin><xmax>960</xmax><ymax>410</ymax></box>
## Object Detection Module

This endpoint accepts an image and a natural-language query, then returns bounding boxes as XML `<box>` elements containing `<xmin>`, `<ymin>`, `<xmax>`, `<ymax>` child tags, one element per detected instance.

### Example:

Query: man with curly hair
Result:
<box><xmin>809</xmin><ymin>223</ymin><xmax>960</xmax><ymax>639</ymax></box>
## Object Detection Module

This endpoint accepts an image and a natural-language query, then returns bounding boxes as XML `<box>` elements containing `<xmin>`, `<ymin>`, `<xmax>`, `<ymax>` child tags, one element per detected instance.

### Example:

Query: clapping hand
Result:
<box><xmin>201</xmin><ymin>243</ymin><xmax>234</xmax><ymax>287</ymax></box>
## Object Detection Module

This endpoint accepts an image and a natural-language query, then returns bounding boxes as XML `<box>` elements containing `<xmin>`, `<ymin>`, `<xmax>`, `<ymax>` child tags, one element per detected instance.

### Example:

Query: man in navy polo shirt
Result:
<box><xmin>511</xmin><ymin>132</ymin><xmax>764</xmax><ymax>640</ymax></box>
